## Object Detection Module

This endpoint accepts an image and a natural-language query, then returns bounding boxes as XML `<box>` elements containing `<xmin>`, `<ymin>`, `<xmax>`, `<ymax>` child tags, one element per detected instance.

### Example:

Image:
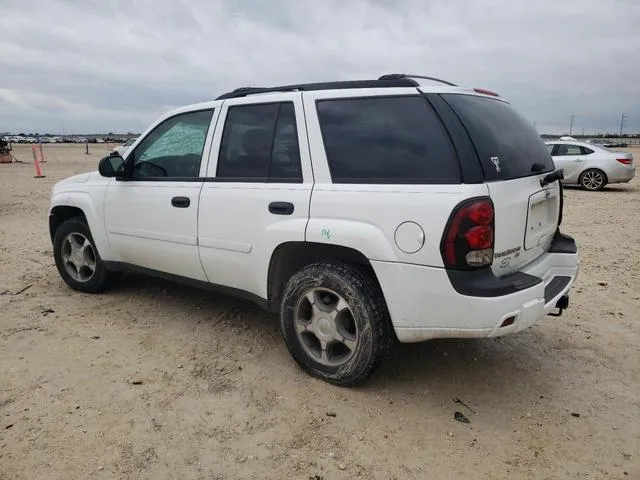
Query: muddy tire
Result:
<box><xmin>53</xmin><ymin>217</ymin><xmax>120</xmax><ymax>293</ymax></box>
<box><xmin>280</xmin><ymin>262</ymin><xmax>394</xmax><ymax>386</ymax></box>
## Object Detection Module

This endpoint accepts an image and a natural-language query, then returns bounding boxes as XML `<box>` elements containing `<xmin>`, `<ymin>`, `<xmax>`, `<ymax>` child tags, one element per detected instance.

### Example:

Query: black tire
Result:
<box><xmin>579</xmin><ymin>168</ymin><xmax>607</xmax><ymax>191</ymax></box>
<box><xmin>280</xmin><ymin>262</ymin><xmax>394</xmax><ymax>386</ymax></box>
<box><xmin>53</xmin><ymin>217</ymin><xmax>120</xmax><ymax>293</ymax></box>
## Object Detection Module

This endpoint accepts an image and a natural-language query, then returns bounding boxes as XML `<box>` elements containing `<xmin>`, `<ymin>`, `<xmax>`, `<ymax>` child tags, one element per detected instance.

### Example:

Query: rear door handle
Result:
<box><xmin>171</xmin><ymin>196</ymin><xmax>191</xmax><ymax>208</ymax></box>
<box><xmin>269</xmin><ymin>201</ymin><xmax>294</xmax><ymax>215</ymax></box>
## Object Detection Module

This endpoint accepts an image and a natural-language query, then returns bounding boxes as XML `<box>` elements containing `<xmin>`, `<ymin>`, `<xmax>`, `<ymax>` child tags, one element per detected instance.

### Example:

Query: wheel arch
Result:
<box><xmin>49</xmin><ymin>206</ymin><xmax>87</xmax><ymax>242</ymax></box>
<box><xmin>266</xmin><ymin>241</ymin><xmax>381</xmax><ymax>313</ymax></box>
<box><xmin>579</xmin><ymin>167</ymin><xmax>608</xmax><ymax>189</ymax></box>
<box><xmin>49</xmin><ymin>193</ymin><xmax>111</xmax><ymax>259</ymax></box>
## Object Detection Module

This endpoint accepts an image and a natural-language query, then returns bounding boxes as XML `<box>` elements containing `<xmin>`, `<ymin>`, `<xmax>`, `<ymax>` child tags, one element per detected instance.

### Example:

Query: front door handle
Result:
<box><xmin>269</xmin><ymin>201</ymin><xmax>294</xmax><ymax>215</ymax></box>
<box><xmin>171</xmin><ymin>196</ymin><xmax>191</xmax><ymax>208</ymax></box>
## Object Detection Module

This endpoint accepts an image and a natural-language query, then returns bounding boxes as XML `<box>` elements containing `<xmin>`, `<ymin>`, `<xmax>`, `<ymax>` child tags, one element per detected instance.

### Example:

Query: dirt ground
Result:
<box><xmin>1</xmin><ymin>144</ymin><xmax>639</xmax><ymax>480</ymax></box>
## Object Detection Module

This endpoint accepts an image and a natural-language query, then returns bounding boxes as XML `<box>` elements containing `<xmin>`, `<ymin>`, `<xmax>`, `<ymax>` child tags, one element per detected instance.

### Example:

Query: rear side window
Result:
<box><xmin>316</xmin><ymin>96</ymin><xmax>459</xmax><ymax>184</ymax></box>
<box><xmin>556</xmin><ymin>144</ymin><xmax>582</xmax><ymax>156</ymax></box>
<box><xmin>217</xmin><ymin>103</ymin><xmax>302</xmax><ymax>182</ymax></box>
<box><xmin>442</xmin><ymin>94</ymin><xmax>554</xmax><ymax>181</ymax></box>
<box><xmin>581</xmin><ymin>146</ymin><xmax>594</xmax><ymax>155</ymax></box>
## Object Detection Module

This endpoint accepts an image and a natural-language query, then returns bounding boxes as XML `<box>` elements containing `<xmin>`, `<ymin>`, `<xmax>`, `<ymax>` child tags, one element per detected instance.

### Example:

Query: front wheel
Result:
<box><xmin>579</xmin><ymin>168</ymin><xmax>607</xmax><ymax>191</ymax></box>
<box><xmin>53</xmin><ymin>217</ymin><xmax>120</xmax><ymax>293</ymax></box>
<box><xmin>280</xmin><ymin>262</ymin><xmax>394</xmax><ymax>386</ymax></box>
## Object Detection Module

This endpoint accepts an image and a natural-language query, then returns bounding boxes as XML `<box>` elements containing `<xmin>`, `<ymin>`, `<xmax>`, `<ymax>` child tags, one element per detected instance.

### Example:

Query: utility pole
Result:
<box><xmin>569</xmin><ymin>114</ymin><xmax>575</xmax><ymax>136</ymax></box>
<box><xmin>619</xmin><ymin>113</ymin><xmax>627</xmax><ymax>141</ymax></box>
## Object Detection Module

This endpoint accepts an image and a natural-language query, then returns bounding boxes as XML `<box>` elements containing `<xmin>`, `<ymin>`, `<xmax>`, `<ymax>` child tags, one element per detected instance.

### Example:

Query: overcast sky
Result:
<box><xmin>1</xmin><ymin>0</ymin><xmax>639</xmax><ymax>135</ymax></box>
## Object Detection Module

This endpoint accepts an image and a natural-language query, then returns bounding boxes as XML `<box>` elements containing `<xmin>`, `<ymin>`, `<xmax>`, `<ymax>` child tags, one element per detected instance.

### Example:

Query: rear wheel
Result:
<box><xmin>280</xmin><ymin>262</ymin><xmax>394</xmax><ymax>386</ymax></box>
<box><xmin>53</xmin><ymin>218</ymin><xmax>120</xmax><ymax>293</ymax></box>
<box><xmin>579</xmin><ymin>168</ymin><xmax>607</xmax><ymax>191</ymax></box>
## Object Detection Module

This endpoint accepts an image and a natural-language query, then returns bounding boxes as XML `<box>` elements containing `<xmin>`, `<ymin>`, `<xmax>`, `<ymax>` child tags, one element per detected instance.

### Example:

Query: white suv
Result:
<box><xmin>49</xmin><ymin>74</ymin><xmax>579</xmax><ymax>386</ymax></box>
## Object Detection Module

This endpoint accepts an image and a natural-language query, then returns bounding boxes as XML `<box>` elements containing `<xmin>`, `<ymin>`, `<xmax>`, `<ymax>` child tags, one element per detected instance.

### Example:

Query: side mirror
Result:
<box><xmin>98</xmin><ymin>154</ymin><xmax>125</xmax><ymax>178</ymax></box>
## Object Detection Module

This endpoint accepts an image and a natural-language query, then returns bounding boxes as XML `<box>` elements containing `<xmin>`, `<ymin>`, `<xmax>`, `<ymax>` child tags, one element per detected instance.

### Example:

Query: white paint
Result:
<box><xmin>49</xmin><ymin>83</ymin><xmax>580</xmax><ymax>344</ymax></box>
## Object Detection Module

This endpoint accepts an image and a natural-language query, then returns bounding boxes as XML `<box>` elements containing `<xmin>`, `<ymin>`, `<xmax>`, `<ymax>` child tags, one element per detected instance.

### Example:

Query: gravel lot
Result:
<box><xmin>1</xmin><ymin>144</ymin><xmax>639</xmax><ymax>479</ymax></box>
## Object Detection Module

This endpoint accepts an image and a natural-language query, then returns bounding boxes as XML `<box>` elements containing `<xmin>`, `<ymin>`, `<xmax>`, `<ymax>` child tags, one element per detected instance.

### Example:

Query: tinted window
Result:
<box><xmin>442</xmin><ymin>94</ymin><xmax>554</xmax><ymax>180</ymax></box>
<box><xmin>556</xmin><ymin>144</ymin><xmax>582</xmax><ymax>156</ymax></box>
<box><xmin>270</xmin><ymin>103</ymin><xmax>302</xmax><ymax>180</ymax></box>
<box><xmin>316</xmin><ymin>96</ymin><xmax>459</xmax><ymax>184</ymax></box>
<box><xmin>217</xmin><ymin>103</ymin><xmax>302</xmax><ymax>181</ymax></box>
<box><xmin>581</xmin><ymin>146</ymin><xmax>594</xmax><ymax>155</ymax></box>
<box><xmin>131</xmin><ymin>110</ymin><xmax>213</xmax><ymax>179</ymax></box>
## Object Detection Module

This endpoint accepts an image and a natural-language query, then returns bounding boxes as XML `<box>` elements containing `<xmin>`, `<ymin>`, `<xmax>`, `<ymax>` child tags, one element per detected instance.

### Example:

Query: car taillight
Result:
<box><xmin>616</xmin><ymin>158</ymin><xmax>632</xmax><ymax>165</ymax></box>
<box><xmin>441</xmin><ymin>197</ymin><xmax>495</xmax><ymax>269</ymax></box>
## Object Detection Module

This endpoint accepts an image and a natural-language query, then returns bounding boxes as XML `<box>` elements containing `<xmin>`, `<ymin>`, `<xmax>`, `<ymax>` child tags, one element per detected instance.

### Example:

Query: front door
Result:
<box><xmin>105</xmin><ymin>108</ymin><xmax>217</xmax><ymax>280</ymax></box>
<box><xmin>551</xmin><ymin>144</ymin><xmax>585</xmax><ymax>183</ymax></box>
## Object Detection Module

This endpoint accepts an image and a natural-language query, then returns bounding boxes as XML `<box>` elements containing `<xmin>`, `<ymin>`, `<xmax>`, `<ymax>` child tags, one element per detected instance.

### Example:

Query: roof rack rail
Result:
<box><xmin>378</xmin><ymin>74</ymin><xmax>457</xmax><ymax>87</ymax></box>
<box><xmin>216</xmin><ymin>78</ymin><xmax>420</xmax><ymax>100</ymax></box>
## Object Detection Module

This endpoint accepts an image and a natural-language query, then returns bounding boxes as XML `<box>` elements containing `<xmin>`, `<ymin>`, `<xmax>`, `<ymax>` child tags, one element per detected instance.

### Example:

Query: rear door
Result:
<box><xmin>197</xmin><ymin>93</ymin><xmax>313</xmax><ymax>299</ymax></box>
<box><xmin>438</xmin><ymin>93</ymin><xmax>561</xmax><ymax>276</ymax></box>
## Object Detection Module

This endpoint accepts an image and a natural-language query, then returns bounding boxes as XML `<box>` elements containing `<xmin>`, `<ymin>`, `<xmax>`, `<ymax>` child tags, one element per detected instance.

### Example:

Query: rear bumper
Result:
<box><xmin>372</xmin><ymin>235</ymin><xmax>579</xmax><ymax>343</ymax></box>
<box><xmin>607</xmin><ymin>164</ymin><xmax>635</xmax><ymax>183</ymax></box>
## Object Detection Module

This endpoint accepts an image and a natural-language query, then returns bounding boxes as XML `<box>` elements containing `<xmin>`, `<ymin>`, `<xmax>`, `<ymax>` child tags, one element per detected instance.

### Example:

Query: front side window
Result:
<box><xmin>130</xmin><ymin>109</ymin><xmax>213</xmax><ymax>179</ymax></box>
<box><xmin>317</xmin><ymin>96</ymin><xmax>459</xmax><ymax>184</ymax></box>
<box><xmin>217</xmin><ymin>102</ymin><xmax>302</xmax><ymax>181</ymax></box>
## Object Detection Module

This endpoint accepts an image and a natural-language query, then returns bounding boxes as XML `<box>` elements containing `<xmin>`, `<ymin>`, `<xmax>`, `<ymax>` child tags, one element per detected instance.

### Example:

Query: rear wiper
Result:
<box><xmin>540</xmin><ymin>168</ymin><xmax>564</xmax><ymax>187</ymax></box>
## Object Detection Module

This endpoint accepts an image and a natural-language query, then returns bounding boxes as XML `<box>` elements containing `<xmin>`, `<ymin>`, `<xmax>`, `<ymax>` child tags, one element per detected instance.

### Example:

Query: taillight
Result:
<box><xmin>616</xmin><ymin>158</ymin><xmax>632</xmax><ymax>165</ymax></box>
<box><xmin>441</xmin><ymin>197</ymin><xmax>495</xmax><ymax>269</ymax></box>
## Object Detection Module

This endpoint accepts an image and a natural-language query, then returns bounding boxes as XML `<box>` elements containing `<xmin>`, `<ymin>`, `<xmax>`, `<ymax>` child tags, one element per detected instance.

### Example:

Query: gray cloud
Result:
<box><xmin>1</xmin><ymin>0</ymin><xmax>638</xmax><ymax>134</ymax></box>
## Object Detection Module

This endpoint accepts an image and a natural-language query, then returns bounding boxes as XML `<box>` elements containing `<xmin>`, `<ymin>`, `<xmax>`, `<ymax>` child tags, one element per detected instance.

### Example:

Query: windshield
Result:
<box><xmin>441</xmin><ymin>94</ymin><xmax>555</xmax><ymax>181</ymax></box>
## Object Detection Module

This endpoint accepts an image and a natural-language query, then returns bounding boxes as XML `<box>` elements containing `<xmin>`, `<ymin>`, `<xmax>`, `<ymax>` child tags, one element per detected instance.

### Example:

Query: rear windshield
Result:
<box><xmin>441</xmin><ymin>94</ymin><xmax>554</xmax><ymax>181</ymax></box>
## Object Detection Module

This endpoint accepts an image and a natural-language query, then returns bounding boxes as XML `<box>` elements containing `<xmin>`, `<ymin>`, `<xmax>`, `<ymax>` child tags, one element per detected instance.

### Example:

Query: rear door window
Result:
<box><xmin>441</xmin><ymin>94</ymin><xmax>554</xmax><ymax>181</ymax></box>
<box><xmin>316</xmin><ymin>96</ymin><xmax>460</xmax><ymax>184</ymax></box>
<box><xmin>217</xmin><ymin>102</ymin><xmax>302</xmax><ymax>182</ymax></box>
<box><xmin>580</xmin><ymin>146</ymin><xmax>594</xmax><ymax>155</ymax></box>
<box><xmin>556</xmin><ymin>144</ymin><xmax>582</xmax><ymax>156</ymax></box>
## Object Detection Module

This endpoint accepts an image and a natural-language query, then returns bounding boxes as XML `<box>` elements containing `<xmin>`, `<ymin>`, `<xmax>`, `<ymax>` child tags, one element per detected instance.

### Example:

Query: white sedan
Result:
<box><xmin>546</xmin><ymin>141</ymin><xmax>635</xmax><ymax>191</ymax></box>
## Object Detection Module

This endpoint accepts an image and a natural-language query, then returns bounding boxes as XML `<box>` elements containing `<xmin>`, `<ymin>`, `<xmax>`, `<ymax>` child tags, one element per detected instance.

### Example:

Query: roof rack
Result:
<box><xmin>215</xmin><ymin>78</ymin><xmax>420</xmax><ymax>100</ymax></box>
<box><xmin>378</xmin><ymin>74</ymin><xmax>457</xmax><ymax>87</ymax></box>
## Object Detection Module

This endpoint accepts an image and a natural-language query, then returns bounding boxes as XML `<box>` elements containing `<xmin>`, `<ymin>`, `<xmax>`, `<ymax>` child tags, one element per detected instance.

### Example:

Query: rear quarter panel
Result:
<box><xmin>302</xmin><ymin>88</ymin><xmax>488</xmax><ymax>265</ymax></box>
